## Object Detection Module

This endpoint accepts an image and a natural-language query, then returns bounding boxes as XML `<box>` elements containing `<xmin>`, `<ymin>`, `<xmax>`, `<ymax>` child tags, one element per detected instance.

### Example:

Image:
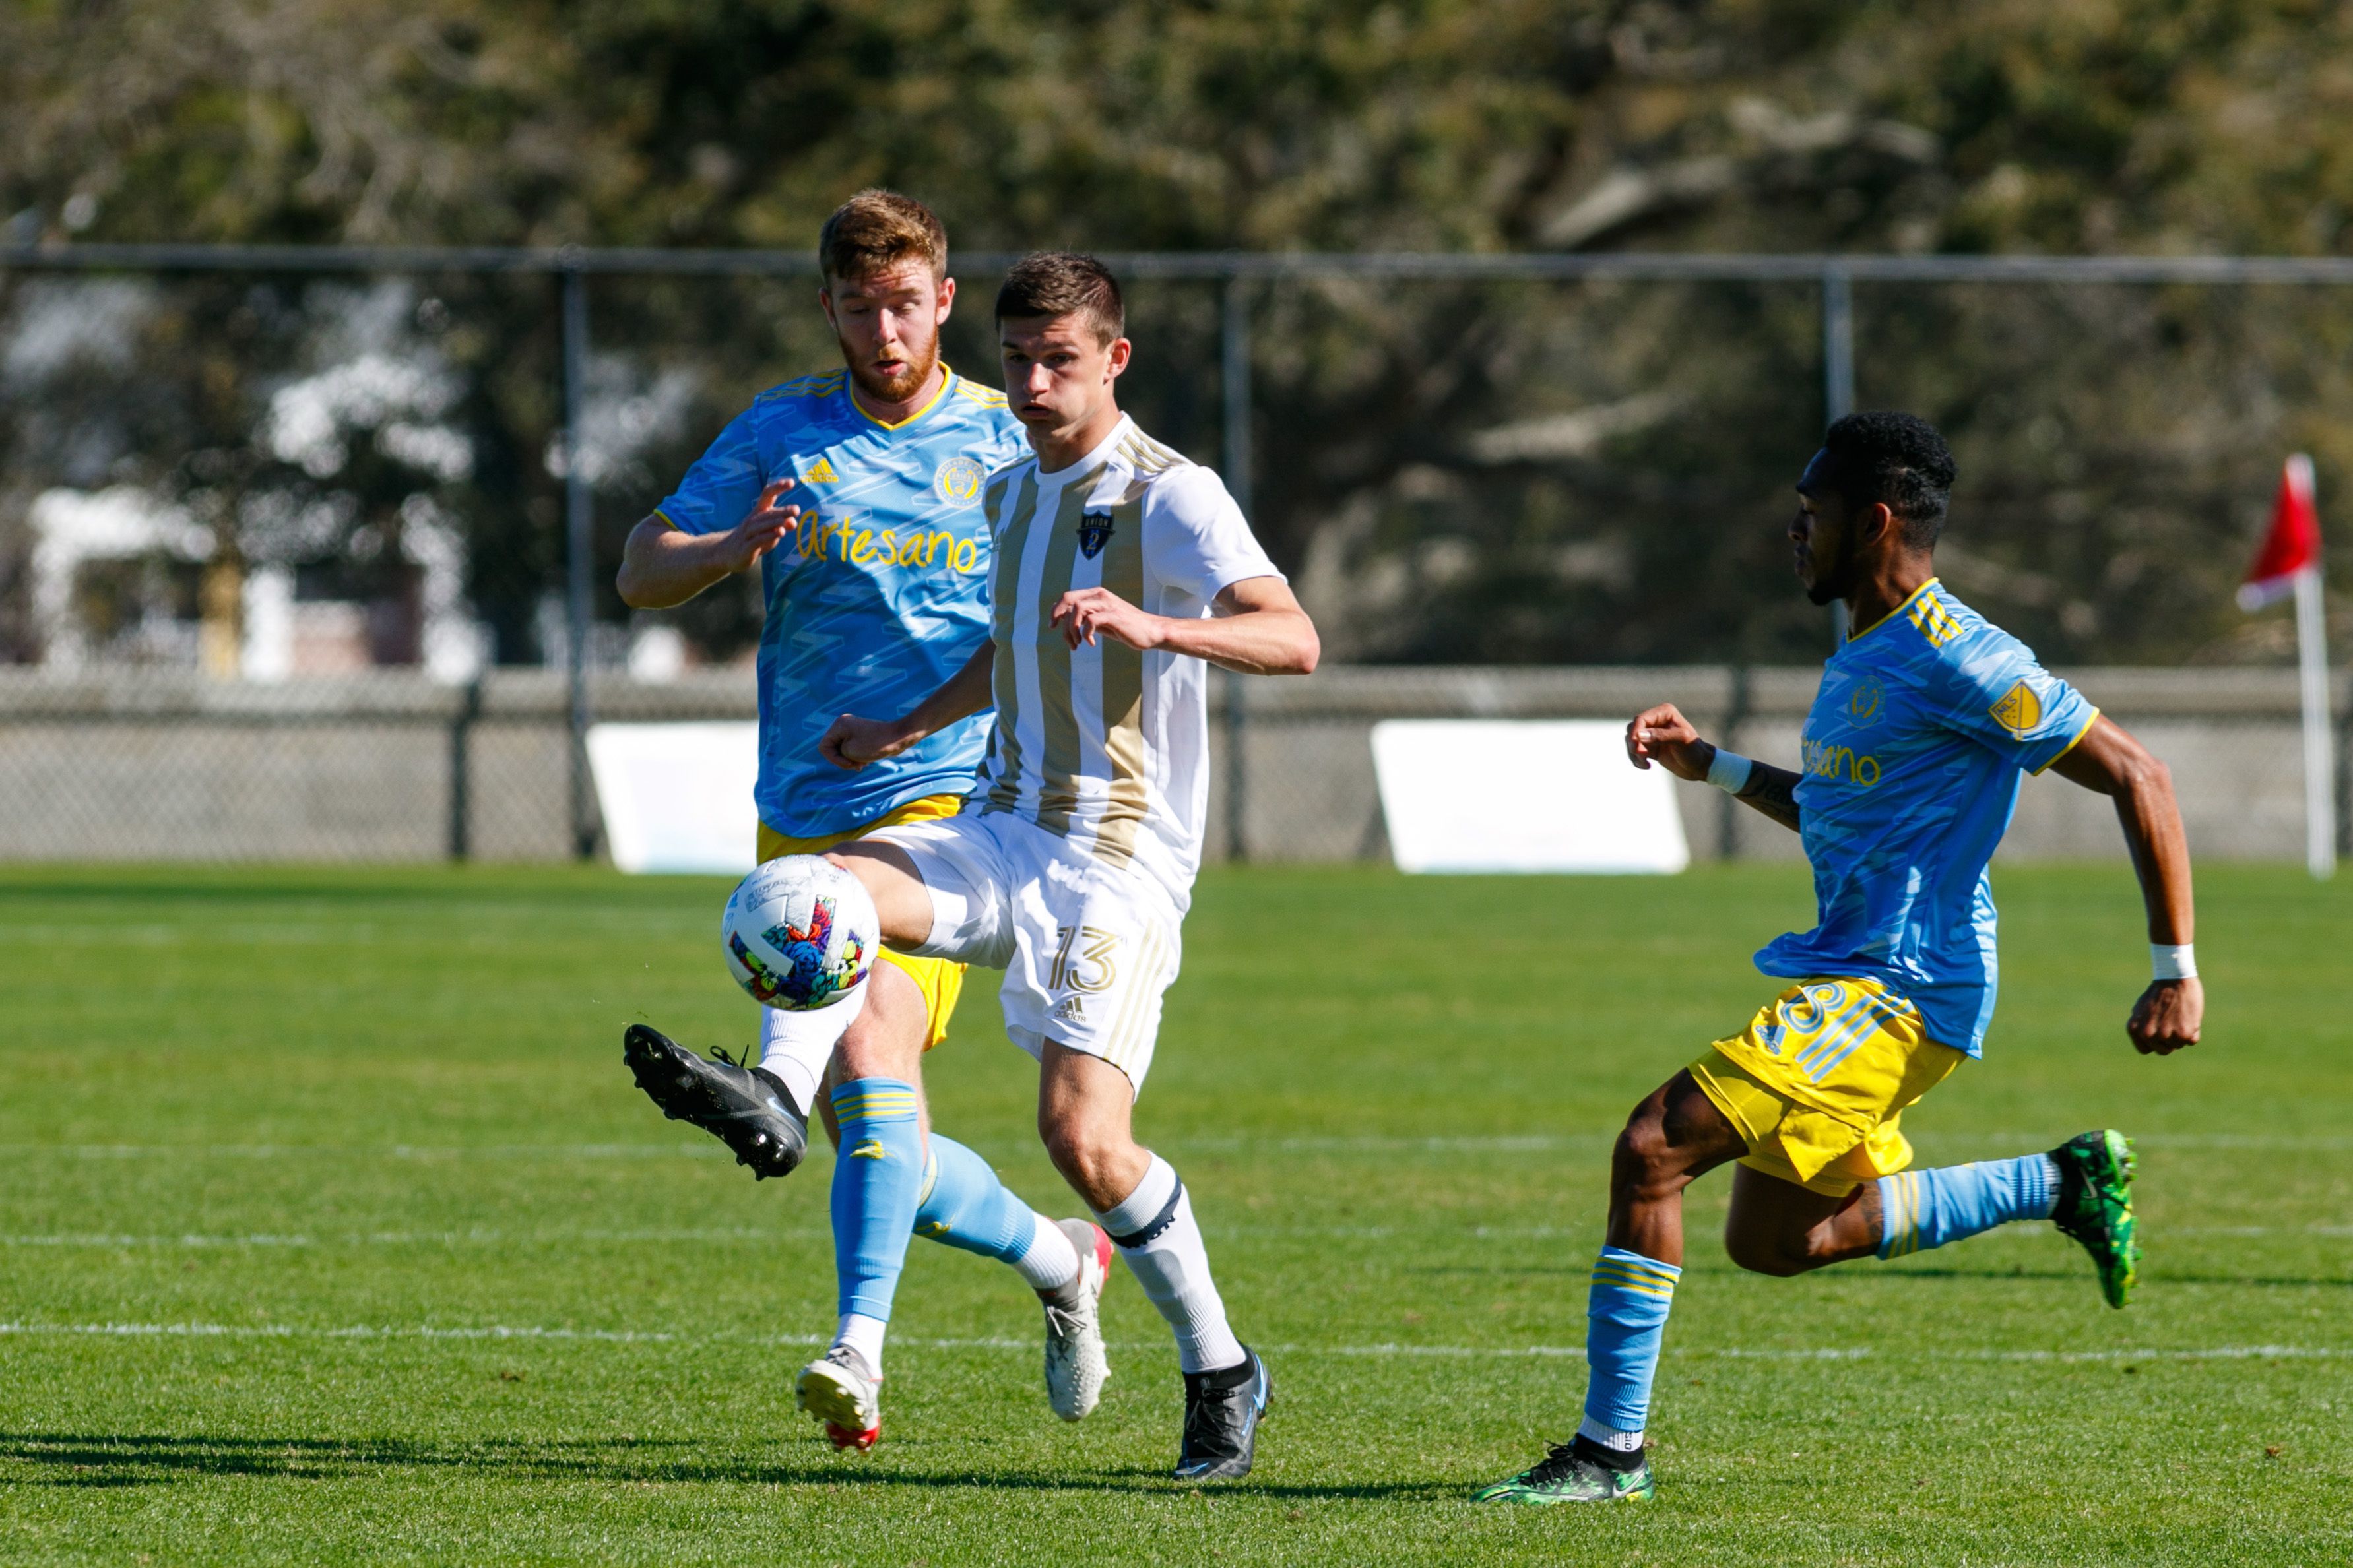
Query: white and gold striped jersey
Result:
<box><xmin>973</xmin><ymin>414</ymin><xmax>1282</xmax><ymax>903</ymax></box>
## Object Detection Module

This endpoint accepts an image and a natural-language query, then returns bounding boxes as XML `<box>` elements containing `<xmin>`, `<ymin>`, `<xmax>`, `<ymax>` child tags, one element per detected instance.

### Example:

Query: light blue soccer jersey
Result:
<box><xmin>653</xmin><ymin>367</ymin><xmax>1027</xmax><ymax>837</ymax></box>
<box><xmin>1755</xmin><ymin>579</ymin><xmax>2099</xmax><ymax>1057</ymax></box>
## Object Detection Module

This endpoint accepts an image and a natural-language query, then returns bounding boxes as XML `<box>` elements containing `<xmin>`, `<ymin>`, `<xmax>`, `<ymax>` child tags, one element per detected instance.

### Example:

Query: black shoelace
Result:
<box><xmin>1518</xmin><ymin>1443</ymin><xmax>1588</xmax><ymax>1486</ymax></box>
<box><xmin>1183</xmin><ymin>1384</ymin><xmax>1244</xmax><ymax>1457</ymax></box>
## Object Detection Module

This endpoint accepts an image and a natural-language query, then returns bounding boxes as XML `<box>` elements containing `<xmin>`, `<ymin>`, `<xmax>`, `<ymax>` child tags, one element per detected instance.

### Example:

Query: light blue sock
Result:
<box><xmin>1582</xmin><ymin>1246</ymin><xmax>1682</xmax><ymax>1439</ymax></box>
<box><xmin>829</xmin><ymin>1078</ymin><xmax>925</xmax><ymax>1321</ymax></box>
<box><xmin>913</xmin><ymin>1135</ymin><xmax>1076</xmax><ymax>1291</ymax></box>
<box><xmin>1878</xmin><ymin>1154</ymin><xmax>2060</xmax><ymax>1259</ymax></box>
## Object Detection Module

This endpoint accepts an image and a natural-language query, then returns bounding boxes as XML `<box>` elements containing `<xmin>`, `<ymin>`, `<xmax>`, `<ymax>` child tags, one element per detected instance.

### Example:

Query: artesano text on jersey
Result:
<box><xmin>653</xmin><ymin>367</ymin><xmax>1027</xmax><ymax>837</ymax></box>
<box><xmin>1755</xmin><ymin>579</ymin><xmax>2098</xmax><ymax>1057</ymax></box>
<box><xmin>973</xmin><ymin>415</ymin><xmax>1282</xmax><ymax>904</ymax></box>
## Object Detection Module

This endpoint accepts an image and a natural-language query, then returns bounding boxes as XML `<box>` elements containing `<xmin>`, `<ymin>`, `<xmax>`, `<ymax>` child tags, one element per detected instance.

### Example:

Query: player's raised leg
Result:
<box><xmin>1477</xmin><ymin>1071</ymin><xmax>1743</xmax><ymax>1506</ymax></box>
<box><xmin>1724</xmin><ymin>1132</ymin><xmax>2139</xmax><ymax>1308</ymax></box>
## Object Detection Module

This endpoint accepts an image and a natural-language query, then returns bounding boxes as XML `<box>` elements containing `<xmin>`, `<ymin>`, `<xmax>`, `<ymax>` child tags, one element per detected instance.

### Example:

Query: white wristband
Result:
<box><xmin>1706</xmin><ymin>748</ymin><xmax>1755</xmax><ymax>794</ymax></box>
<box><xmin>2150</xmin><ymin>943</ymin><xmax>2197</xmax><ymax>981</ymax></box>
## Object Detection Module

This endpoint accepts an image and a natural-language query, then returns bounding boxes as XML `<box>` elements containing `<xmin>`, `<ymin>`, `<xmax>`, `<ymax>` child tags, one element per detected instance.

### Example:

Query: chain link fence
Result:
<box><xmin>2</xmin><ymin>245</ymin><xmax>2348</xmax><ymax>863</ymax></box>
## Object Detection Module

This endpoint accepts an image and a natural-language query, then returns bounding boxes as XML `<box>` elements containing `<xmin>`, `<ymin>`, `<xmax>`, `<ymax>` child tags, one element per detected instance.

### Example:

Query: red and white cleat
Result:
<box><xmin>1041</xmin><ymin>1219</ymin><xmax>1114</xmax><ymax>1422</ymax></box>
<box><xmin>795</xmin><ymin>1345</ymin><xmax>882</xmax><ymax>1451</ymax></box>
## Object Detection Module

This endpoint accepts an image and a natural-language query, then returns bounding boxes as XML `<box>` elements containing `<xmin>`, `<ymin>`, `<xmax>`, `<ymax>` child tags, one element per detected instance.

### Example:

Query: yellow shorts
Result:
<box><xmin>1688</xmin><ymin>978</ymin><xmax>1965</xmax><ymax>1197</ymax></box>
<box><xmin>757</xmin><ymin>794</ymin><xmax>968</xmax><ymax>1051</ymax></box>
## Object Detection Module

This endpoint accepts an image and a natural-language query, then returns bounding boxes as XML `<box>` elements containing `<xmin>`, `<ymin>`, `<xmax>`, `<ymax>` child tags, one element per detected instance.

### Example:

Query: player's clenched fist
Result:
<box><xmin>1625</xmin><ymin>703</ymin><xmax>1714</xmax><ymax>782</ymax></box>
<box><xmin>723</xmin><ymin>478</ymin><xmax>804</xmax><ymax>573</ymax></box>
<box><xmin>1051</xmin><ymin>587</ymin><xmax>1164</xmax><ymax>651</ymax></box>
<box><xmin>2127</xmin><ymin>977</ymin><xmax>2203</xmax><ymax>1056</ymax></box>
<box><xmin>819</xmin><ymin>712</ymin><xmax>917</xmax><ymax>772</ymax></box>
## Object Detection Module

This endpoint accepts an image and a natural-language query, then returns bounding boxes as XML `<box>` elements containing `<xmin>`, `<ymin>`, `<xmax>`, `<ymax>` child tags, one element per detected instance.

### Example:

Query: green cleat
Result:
<box><xmin>2050</xmin><ymin>1129</ymin><xmax>2139</xmax><ymax>1309</ymax></box>
<box><xmin>1473</xmin><ymin>1439</ymin><xmax>1654</xmax><ymax>1505</ymax></box>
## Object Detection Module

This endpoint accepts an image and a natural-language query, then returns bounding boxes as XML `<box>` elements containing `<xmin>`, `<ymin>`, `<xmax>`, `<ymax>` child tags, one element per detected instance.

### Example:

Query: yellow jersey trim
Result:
<box><xmin>853</xmin><ymin>365</ymin><xmax>957</xmax><ymax>432</ymax></box>
<box><xmin>2032</xmin><ymin>708</ymin><xmax>2102</xmax><ymax>776</ymax></box>
<box><xmin>1844</xmin><ymin>577</ymin><xmax>1941</xmax><ymax>646</ymax></box>
<box><xmin>754</xmin><ymin>369</ymin><xmax>848</xmax><ymax>403</ymax></box>
<box><xmin>651</xmin><ymin>507</ymin><xmax>680</xmax><ymax>531</ymax></box>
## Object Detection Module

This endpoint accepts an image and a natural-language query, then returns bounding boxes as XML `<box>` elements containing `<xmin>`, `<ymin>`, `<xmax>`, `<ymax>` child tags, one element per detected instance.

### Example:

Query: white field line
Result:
<box><xmin>1</xmin><ymin>1320</ymin><xmax>2347</xmax><ymax>1365</ymax></box>
<box><xmin>0</xmin><ymin>1223</ymin><xmax>1603</xmax><ymax>1247</ymax></box>
<box><xmin>0</xmin><ymin>1229</ymin><xmax>829</xmax><ymax>1248</ymax></box>
<box><xmin>4</xmin><ymin>1222</ymin><xmax>2347</xmax><ymax>1250</ymax></box>
<box><xmin>3</xmin><ymin>1131</ymin><xmax>2347</xmax><ymax>1162</ymax></box>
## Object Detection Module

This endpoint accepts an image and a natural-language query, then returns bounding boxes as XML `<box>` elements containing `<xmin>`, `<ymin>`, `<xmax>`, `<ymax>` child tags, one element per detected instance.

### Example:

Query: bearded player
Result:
<box><xmin>614</xmin><ymin>192</ymin><xmax>1118</xmax><ymax>1450</ymax></box>
<box><xmin>798</xmin><ymin>252</ymin><xmax>1320</xmax><ymax>1480</ymax></box>
<box><xmin>1477</xmin><ymin>412</ymin><xmax>2202</xmax><ymax>1505</ymax></box>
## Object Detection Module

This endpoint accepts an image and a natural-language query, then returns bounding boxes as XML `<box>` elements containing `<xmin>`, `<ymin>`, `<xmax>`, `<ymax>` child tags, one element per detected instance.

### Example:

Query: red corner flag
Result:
<box><xmin>2239</xmin><ymin>454</ymin><xmax>2321</xmax><ymax>611</ymax></box>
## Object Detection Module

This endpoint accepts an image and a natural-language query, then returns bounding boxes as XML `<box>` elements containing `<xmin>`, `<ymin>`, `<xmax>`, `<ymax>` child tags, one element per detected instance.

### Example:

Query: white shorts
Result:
<box><xmin>869</xmin><ymin>809</ymin><xmax>1183</xmax><ymax>1092</ymax></box>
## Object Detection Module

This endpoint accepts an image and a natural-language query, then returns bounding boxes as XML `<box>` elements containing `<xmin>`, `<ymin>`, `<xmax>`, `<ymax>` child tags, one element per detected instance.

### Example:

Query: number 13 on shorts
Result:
<box><xmin>1050</xmin><ymin>925</ymin><xmax>1122</xmax><ymax>994</ymax></box>
<box><xmin>1031</xmin><ymin>913</ymin><xmax>1177</xmax><ymax>1090</ymax></box>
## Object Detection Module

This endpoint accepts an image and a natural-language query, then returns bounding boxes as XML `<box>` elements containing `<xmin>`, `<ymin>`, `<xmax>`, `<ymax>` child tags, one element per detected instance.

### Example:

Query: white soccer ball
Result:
<box><xmin>721</xmin><ymin>855</ymin><xmax>879</xmax><ymax>1011</ymax></box>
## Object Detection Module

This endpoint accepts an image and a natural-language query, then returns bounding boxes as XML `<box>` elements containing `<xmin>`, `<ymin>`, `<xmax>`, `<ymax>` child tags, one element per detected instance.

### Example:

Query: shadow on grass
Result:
<box><xmin>1879</xmin><ymin>1265</ymin><xmax>2353</xmax><ymax>1290</ymax></box>
<box><xmin>0</xmin><ymin>1433</ymin><xmax>1462</xmax><ymax>1501</ymax></box>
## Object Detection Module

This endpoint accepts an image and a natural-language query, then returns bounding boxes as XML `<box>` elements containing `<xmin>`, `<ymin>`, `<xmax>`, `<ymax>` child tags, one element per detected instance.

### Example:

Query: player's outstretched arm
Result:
<box><xmin>615</xmin><ymin>480</ymin><xmax>802</xmax><ymax>609</ymax></box>
<box><xmin>820</xmin><ymin>643</ymin><xmax>996</xmax><ymax>772</ymax></box>
<box><xmin>1048</xmin><ymin>577</ymin><xmax>1319</xmax><ymax>675</ymax></box>
<box><xmin>1625</xmin><ymin>703</ymin><xmax>1803</xmax><ymax>832</ymax></box>
<box><xmin>2047</xmin><ymin>716</ymin><xmax>2202</xmax><ymax>1055</ymax></box>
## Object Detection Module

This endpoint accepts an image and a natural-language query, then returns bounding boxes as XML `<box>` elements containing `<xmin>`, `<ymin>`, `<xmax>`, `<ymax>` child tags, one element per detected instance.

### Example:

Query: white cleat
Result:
<box><xmin>795</xmin><ymin>1344</ymin><xmax>882</xmax><ymax>1451</ymax></box>
<box><xmin>1041</xmin><ymin>1218</ymin><xmax>1114</xmax><ymax>1422</ymax></box>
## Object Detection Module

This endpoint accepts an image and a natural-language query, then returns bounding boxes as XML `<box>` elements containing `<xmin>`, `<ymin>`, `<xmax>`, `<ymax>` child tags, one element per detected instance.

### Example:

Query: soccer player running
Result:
<box><xmin>1477</xmin><ymin>412</ymin><xmax>2203</xmax><ymax>1506</ymax></box>
<box><xmin>806</xmin><ymin>252</ymin><xmax>1320</xmax><ymax>1480</ymax></box>
<box><xmin>614</xmin><ymin>193</ymin><xmax>1119</xmax><ymax>1451</ymax></box>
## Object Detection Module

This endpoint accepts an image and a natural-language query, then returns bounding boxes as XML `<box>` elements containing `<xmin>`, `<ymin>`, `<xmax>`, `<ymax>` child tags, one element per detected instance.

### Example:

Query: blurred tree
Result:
<box><xmin>3</xmin><ymin>0</ymin><xmax>2350</xmax><ymax>666</ymax></box>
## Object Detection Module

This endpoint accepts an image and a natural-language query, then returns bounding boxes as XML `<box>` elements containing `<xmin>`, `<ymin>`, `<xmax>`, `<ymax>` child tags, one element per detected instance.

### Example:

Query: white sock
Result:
<box><xmin>833</xmin><ymin>1311</ymin><xmax>886</xmax><ymax>1377</ymax></box>
<box><xmin>1578</xmin><ymin>1413</ymin><xmax>1644</xmax><ymax>1453</ymax></box>
<box><xmin>1011</xmin><ymin>1211</ymin><xmax>1081</xmax><ymax>1294</ymax></box>
<box><xmin>1093</xmin><ymin>1154</ymin><xmax>1245</xmax><ymax>1375</ymax></box>
<box><xmin>758</xmin><ymin>982</ymin><xmax>866</xmax><ymax>1115</ymax></box>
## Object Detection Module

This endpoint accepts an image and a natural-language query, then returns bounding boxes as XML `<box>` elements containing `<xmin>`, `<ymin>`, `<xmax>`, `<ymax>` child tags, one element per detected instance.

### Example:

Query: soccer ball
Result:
<box><xmin>721</xmin><ymin>856</ymin><xmax>878</xmax><ymax>1011</ymax></box>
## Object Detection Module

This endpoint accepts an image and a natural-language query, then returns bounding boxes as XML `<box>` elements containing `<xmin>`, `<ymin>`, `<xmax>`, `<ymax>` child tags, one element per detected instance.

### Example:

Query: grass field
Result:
<box><xmin>1</xmin><ymin>860</ymin><xmax>2346</xmax><ymax>1565</ymax></box>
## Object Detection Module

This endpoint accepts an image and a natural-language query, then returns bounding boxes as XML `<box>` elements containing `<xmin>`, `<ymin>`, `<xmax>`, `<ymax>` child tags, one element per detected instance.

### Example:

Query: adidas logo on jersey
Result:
<box><xmin>802</xmin><ymin>456</ymin><xmax>843</xmax><ymax>483</ymax></box>
<box><xmin>1049</xmin><ymin>995</ymin><xmax>1088</xmax><ymax>1025</ymax></box>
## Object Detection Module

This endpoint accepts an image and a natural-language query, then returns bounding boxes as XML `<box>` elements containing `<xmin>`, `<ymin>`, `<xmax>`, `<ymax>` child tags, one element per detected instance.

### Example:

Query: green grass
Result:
<box><xmin>0</xmin><ymin>861</ymin><xmax>2346</xmax><ymax>1565</ymax></box>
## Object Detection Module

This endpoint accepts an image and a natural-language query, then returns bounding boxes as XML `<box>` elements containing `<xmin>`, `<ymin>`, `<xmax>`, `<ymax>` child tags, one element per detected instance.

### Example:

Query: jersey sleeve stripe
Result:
<box><xmin>2030</xmin><ymin>707</ymin><xmax>2102</xmax><ymax>775</ymax></box>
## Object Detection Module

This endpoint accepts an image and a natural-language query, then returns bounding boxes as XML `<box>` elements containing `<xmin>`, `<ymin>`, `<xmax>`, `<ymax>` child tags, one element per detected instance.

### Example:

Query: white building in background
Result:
<box><xmin>26</xmin><ymin>483</ymin><xmax>488</xmax><ymax>683</ymax></box>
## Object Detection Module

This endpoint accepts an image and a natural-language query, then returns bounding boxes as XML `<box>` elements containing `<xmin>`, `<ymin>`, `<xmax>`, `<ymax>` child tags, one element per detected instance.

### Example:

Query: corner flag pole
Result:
<box><xmin>2240</xmin><ymin>455</ymin><xmax>2334</xmax><ymax>879</ymax></box>
<box><xmin>2294</xmin><ymin>559</ymin><xmax>2333</xmax><ymax>879</ymax></box>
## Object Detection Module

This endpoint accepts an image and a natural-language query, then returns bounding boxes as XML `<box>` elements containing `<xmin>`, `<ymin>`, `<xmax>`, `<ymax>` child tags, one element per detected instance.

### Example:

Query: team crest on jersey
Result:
<box><xmin>1845</xmin><ymin>674</ymin><xmax>1885</xmax><ymax>728</ymax></box>
<box><xmin>1077</xmin><ymin>511</ymin><xmax>1116</xmax><ymax>560</ymax></box>
<box><xmin>934</xmin><ymin>456</ymin><xmax>985</xmax><ymax>508</ymax></box>
<box><xmin>1989</xmin><ymin>679</ymin><xmax>2043</xmax><ymax>736</ymax></box>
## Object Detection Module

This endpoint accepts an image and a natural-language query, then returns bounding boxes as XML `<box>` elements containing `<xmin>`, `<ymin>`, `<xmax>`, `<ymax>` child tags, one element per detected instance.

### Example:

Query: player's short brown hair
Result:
<box><xmin>818</xmin><ymin>189</ymin><xmax>948</xmax><ymax>285</ymax></box>
<box><xmin>994</xmin><ymin>251</ymin><xmax>1125</xmax><ymax>346</ymax></box>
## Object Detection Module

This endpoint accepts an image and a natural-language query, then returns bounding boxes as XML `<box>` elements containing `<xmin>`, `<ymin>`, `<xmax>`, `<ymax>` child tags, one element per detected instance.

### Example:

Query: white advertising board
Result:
<box><xmin>585</xmin><ymin>721</ymin><xmax>761</xmax><ymax>875</ymax></box>
<box><xmin>1370</xmin><ymin>719</ymin><xmax>1689</xmax><ymax>875</ymax></box>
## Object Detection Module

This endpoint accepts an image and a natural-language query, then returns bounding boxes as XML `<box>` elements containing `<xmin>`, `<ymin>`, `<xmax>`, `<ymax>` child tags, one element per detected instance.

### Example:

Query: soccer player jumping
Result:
<box><xmin>1477</xmin><ymin>412</ymin><xmax>2203</xmax><ymax>1506</ymax></box>
<box><xmin>811</xmin><ymin>252</ymin><xmax>1320</xmax><ymax>1480</ymax></box>
<box><xmin>614</xmin><ymin>193</ymin><xmax>1116</xmax><ymax>1451</ymax></box>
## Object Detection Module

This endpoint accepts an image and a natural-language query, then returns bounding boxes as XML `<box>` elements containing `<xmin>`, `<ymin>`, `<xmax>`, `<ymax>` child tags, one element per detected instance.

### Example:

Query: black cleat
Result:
<box><xmin>1174</xmin><ymin>1346</ymin><xmax>1272</xmax><ymax>1482</ymax></box>
<box><xmin>622</xmin><ymin>1023</ymin><xmax>807</xmax><ymax>1180</ymax></box>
